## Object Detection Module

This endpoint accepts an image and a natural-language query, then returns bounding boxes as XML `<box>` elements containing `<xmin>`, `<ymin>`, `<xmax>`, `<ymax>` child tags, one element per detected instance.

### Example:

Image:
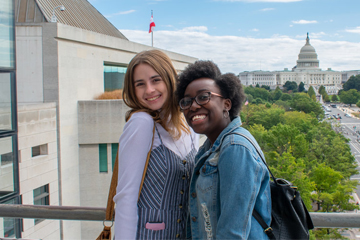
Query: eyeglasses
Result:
<box><xmin>179</xmin><ymin>91</ymin><xmax>224</xmax><ymax>110</ymax></box>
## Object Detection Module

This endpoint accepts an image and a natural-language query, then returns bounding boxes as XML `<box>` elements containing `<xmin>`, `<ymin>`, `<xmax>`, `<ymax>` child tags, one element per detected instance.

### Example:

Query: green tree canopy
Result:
<box><xmin>298</xmin><ymin>82</ymin><xmax>305</xmax><ymax>92</ymax></box>
<box><xmin>324</xmin><ymin>94</ymin><xmax>330</xmax><ymax>103</ymax></box>
<box><xmin>340</xmin><ymin>89</ymin><xmax>360</xmax><ymax>106</ymax></box>
<box><xmin>273</xmin><ymin>87</ymin><xmax>283</xmax><ymax>101</ymax></box>
<box><xmin>343</xmin><ymin>75</ymin><xmax>360</xmax><ymax>91</ymax></box>
<box><xmin>283</xmin><ymin>81</ymin><xmax>298</xmax><ymax>92</ymax></box>
<box><xmin>308</xmin><ymin>86</ymin><xmax>316</xmax><ymax>98</ymax></box>
<box><xmin>243</xmin><ymin>101</ymin><xmax>359</xmax><ymax>238</ymax></box>
<box><xmin>291</xmin><ymin>93</ymin><xmax>324</xmax><ymax>118</ymax></box>
<box><xmin>331</xmin><ymin>95</ymin><xmax>338</xmax><ymax>102</ymax></box>
<box><xmin>242</xmin><ymin>104</ymin><xmax>285</xmax><ymax>130</ymax></box>
<box><xmin>318</xmin><ymin>85</ymin><xmax>326</xmax><ymax>96</ymax></box>
<box><xmin>280</xmin><ymin>93</ymin><xmax>292</xmax><ymax>101</ymax></box>
<box><xmin>357</xmin><ymin>100</ymin><xmax>360</xmax><ymax>108</ymax></box>
<box><xmin>245</xmin><ymin>86</ymin><xmax>271</xmax><ymax>102</ymax></box>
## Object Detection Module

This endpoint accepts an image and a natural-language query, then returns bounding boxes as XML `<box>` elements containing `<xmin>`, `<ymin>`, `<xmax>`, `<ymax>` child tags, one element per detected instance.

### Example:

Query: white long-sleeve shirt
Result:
<box><xmin>113</xmin><ymin>112</ymin><xmax>198</xmax><ymax>239</ymax></box>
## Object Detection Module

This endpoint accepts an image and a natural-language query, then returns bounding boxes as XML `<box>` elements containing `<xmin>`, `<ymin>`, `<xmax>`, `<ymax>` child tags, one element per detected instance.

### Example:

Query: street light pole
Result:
<box><xmin>50</xmin><ymin>5</ymin><xmax>65</xmax><ymax>23</ymax></box>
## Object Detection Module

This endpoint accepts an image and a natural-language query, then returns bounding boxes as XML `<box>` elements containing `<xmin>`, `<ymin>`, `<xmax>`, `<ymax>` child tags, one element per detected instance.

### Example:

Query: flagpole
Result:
<box><xmin>151</xmin><ymin>10</ymin><xmax>153</xmax><ymax>47</ymax></box>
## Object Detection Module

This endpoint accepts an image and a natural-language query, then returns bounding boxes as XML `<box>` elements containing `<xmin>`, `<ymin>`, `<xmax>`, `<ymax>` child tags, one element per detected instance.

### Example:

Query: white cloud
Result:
<box><xmin>292</xmin><ymin>20</ymin><xmax>318</xmax><ymax>24</ymax></box>
<box><xmin>217</xmin><ymin>0</ymin><xmax>301</xmax><ymax>2</ymax></box>
<box><xmin>345</xmin><ymin>26</ymin><xmax>360</xmax><ymax>34</ymax></box>
<box><xmin>251</xmin><ymin>28</ymin><xmax>259</xmax><ymax>32</ymax></box>
<box><xmin>180</xmin><ymin>26</ymin><xmax>208</xmax><ymax>32</ymax></box>
<box><xmin>289</xmin><ymin>25</ymin><xmax>293</xmax><ymax>27</ymax></box>
<box><xmin>119</xmin><ymin>28</ymin><xmax>360</xmax><ymax>73</ymax></box>
<box><xmin>260</xmin><ymin>8</ymin><xmax>275</xmax><ymax>11</ymax></box>
<box><xmin>309</xmin><ymin>32</ymin><xmax>326</xmax><ymax>38</ymax></box>
<box><xmin>105</xmin><ymin>10</ymin><xmax>135</xmax><ymax>18</ymax></box>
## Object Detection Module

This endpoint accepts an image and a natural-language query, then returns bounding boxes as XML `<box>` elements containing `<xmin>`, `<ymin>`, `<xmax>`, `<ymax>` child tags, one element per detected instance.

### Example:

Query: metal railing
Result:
<box><xmin>1</xmin><ymin>204</ymin><xmax>360</xmax><ymax>228</ymax></box>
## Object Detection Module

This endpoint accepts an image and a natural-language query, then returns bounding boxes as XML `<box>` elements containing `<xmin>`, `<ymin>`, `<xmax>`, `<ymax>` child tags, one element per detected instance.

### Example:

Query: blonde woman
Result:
<box><xmin>113</xmin><ymin>50</ymin><xmax>197</xmax><ymax>239</ymax></box>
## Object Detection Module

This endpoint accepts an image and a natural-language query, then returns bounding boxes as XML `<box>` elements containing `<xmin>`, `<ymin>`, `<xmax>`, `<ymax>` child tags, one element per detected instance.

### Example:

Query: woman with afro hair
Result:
<box><xmin>176</xmin><ymin>60</ymin><xmax>271</xmax><ymax>239</ymax></box>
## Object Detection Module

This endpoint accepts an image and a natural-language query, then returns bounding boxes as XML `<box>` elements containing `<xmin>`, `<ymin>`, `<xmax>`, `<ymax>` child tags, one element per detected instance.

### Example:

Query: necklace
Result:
<box><xmin>171</xmin><ymin>133</ymin><xmax>188</xmax><ymax>162</ymax></box>
<box><xmin>171</xmin><ymin>133</ymin><xmax>192</xmax><ymax>180</ymax></box>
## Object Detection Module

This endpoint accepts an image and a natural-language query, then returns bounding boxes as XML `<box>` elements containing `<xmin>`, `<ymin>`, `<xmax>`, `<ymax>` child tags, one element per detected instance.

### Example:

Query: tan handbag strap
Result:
<box><xmin>105</xmin><ymin>122</ymin><xmax>156</xmax><ymax>221</ymax></box>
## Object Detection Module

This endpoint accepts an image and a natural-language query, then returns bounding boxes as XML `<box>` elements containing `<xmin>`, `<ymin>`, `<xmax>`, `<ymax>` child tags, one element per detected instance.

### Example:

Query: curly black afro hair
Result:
<box><xmin>176</xmin><ymin>60</ymin><xmax>245</xmax><ymax>120</ymax></box>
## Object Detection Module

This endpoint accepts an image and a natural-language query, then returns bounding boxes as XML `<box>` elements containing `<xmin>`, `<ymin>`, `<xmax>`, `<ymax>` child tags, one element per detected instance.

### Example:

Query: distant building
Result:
<box><xmin>239</xmin><ymin>33</ymin><xmax>345</xmax><ymax>95</ymax></box>
<box><xmin>341</xmin><ymin>70</ymin><xmax>360</xmax><ymax>83</ymax></box>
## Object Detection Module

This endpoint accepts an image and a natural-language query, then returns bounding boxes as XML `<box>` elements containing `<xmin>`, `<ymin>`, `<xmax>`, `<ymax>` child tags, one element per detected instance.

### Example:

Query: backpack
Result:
<box><xmin>234</xmin><ymin>132</ymin><xmax>314</xmax><ymax>240</ymax></box>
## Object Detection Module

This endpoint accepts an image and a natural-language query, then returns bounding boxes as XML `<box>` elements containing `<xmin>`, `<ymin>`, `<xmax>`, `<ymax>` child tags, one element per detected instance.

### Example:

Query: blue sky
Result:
<box><xmin>89</xmin><ymin>0</ymin><xmax>360</xmax><ymax>73</ymax></box>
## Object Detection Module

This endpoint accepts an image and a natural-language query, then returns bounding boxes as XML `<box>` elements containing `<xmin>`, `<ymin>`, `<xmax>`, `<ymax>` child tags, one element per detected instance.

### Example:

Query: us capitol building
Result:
<box><xmin>238</xmin><ymin>33</ymin><xmax>359</xmax><ymax>94</ymax></box>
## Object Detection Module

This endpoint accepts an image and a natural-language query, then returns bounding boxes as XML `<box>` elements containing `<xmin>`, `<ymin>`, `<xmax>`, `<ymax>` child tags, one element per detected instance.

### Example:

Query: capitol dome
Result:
<box><xmin>296</xmin><ymin>33</ymin><xmax>320</xmax><ymax>70</ymax></box>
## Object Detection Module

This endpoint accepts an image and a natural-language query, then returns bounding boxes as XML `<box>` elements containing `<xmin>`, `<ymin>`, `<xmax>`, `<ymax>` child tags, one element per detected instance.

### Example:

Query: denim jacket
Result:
<box><xmin>187</xmin><ymin>117</ymin><xmax>271</xmax><ymax>239</ymax></box>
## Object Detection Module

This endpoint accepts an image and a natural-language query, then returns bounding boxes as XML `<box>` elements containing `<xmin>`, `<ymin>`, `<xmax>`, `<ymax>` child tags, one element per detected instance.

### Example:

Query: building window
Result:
<box><xmin>31</xmin><ymin>144</ymin><xmax>48</xmax><ymax>157</ymax></box>
<box><xmin>0</xmin><ymin>73</ymin><xmax>14</xmax><ymax>132</ymax></box>
<box><xmin>111</xmin><ymin>143</ymin><xmax>118</xmax><ymax>171</ymax></box>
<box><xmin>0</xmin><ymin>136</ymin><xmax>16</xmax><ymax>199</ymax></box>
<box><xmin>33</xmin><ymin>184</ymin><xmax>49</xmax><ymax>224</ymax></box>
<box><xmin>0</xmin><ymin>151</ymin><xmax>13</xmax><ymax>166</ymax></box>
<box><xmin>99</xmin><ymin>144</ymin><xmax>108</xmax><ymax>172</ymax></box>
<box><xmin>104</xmin><ymin>65</ymin><xmax>127</xmax><ymax>92</ymax></box>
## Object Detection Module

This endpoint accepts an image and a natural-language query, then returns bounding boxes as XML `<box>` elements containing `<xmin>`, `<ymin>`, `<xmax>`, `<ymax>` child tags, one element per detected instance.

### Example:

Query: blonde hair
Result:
<box><xmin>123</xmin><ymin>50</ymin><xmax>190</xmax><ymax>138</ymax></box>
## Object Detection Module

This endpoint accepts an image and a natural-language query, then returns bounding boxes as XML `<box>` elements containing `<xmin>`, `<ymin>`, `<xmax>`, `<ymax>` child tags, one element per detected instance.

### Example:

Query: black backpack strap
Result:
<box><xmin>232</xmin><ymin>132</ymin><xmax>276</xmax><ymax>240</ymax></box>
<box><xmin>253</xmin><ymin>209</ymin><xmax>276</xmax><ymax>240</ymax></box>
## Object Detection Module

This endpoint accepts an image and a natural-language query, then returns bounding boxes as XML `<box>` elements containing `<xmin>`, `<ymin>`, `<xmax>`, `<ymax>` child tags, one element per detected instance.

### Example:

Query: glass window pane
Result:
<box><xmin>99</xmin><ymin>144</ymin><xmax>108</xmax><ymax>172</ymax></box>
<box><xmin>111</xmin><ymin>143</ymin><xmax>118</xmax><ymax>171</ymax></box>
<box><xmin>3</xmin><ymin>199</ymin><xmax>16</xmax><ymax>238</ymax></box>
<box><xmin>0</xmin><ymin>0</ymin><xmax>15</xmax><ymax>69</ymax></box>
<box><xmin>0</xmin><ymin>73</ymin><xmax>12</xmax><ymax>131</ymax></box>
<box><xmin>0</xmin><ymin>136</ymin><xmax>15</xmax><ymax>198</ymax></box>
<box><xmin>104</xmin><ymin>65</ymin><xmax>127</xmax><ymax>92</ymax></box>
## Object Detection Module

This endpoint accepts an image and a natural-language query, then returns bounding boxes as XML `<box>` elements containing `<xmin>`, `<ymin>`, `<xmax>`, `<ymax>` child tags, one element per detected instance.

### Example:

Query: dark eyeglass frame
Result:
<box><xmin>179</xmin><ymin>91</ymin><xmax>224</xmax><ymax>110</ymax></box>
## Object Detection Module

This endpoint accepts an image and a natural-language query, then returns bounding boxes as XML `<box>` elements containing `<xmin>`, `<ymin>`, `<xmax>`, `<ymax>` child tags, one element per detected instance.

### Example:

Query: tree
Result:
<box><xmin>261</xmin><ymin>85</ymin><xmax>270</xmax><ymax>90</ymax></box>
<box><xmin>242</xmin><ymin>104</ymin><xmax>285</xmax><ymax>130</ymax></box>
<box><xmin>343</xmin><ymin>75</ymin><xmax>360</xmax><ymax>91</ymax></box>
<box><xmin>331</xmin><ymin>95</ymin><xmax>338</xmax><ymax>102</ymax></box>
<box><xmin>246</xmin><ymin>94</ymin><xmax>254</xmax><ymax>103</ymax></box>
<box><xmin>256</xmin><ymin>83</ymin><xmax>260</xmax><ymax>88</ymax></box>
<box><xmin>318</xmin><ymin>85</ymin><xmax>326</xmax><ymax>96</ymax></box>
<box><xmin>244</xmin><ymin>105</ymin><xmax>359</xmax><ymax>238</ymax></box>
<box><xmin>298</xmin><ymin>82</ymin><xmax>305</xmax><ymax>92</ymax></box>
<box><xmin>308</xmin><ymin>86</ymin><xmax>316</xmax><ymax>98</ymax></box>
<box><xmin>274</xmin><ymin>100</ymin><xmax>291</xmax><ymax>111</ymax></box>
<box><xmin>357</xmin><ymin>100</ymin><xmax>360</xmax><ymax>108</ymax></box>
<box><xmin>324</xmin><ymin>94</ymin><xmax>330</xmax><ymax>103</ymax></box>
<box><xmin>280</xmin><ymin>93</ymin><xmax>292</xmax><ymax>101</ymax></box>
<box><xmin>291</xmin><ymin>93</ymin><xmax>324</xmax><ymax>118</ymax></box>
<box><xmin>340</xmin><ymin>89</ymin><xmax>360</xmax><ymax>106</ymax></box>
<box><xmin>273</xmin><ymin>87</ymin><xmax>283</xmax><ymax>101</ymax></box>
<box><xmin>283</xmin><ymin>81</ymin><xmax>298</xmax><ymax>92</ymax></box>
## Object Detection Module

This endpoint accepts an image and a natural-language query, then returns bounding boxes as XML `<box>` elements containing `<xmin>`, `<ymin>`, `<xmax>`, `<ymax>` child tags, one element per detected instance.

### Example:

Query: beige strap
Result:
<box><xmin>104</xmin><ymin>122</ymin><xmax>156</xmax><ymax>221</ymax></box>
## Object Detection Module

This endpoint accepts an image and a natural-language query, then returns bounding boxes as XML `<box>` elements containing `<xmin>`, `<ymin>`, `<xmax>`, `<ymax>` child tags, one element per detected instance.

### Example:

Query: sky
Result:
<box><xmin>89</xmin><ymin>0</ymin><xmax>360</xmax><ymax>74</ymax></box>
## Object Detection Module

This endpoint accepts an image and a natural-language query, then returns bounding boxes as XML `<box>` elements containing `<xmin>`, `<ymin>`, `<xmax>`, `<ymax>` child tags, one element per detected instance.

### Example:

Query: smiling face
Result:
<box><xmin>133</xmin><ymin>63</ymin><xmax>168</xmax><ymax>111</ymax></box>
<box><xmin>183</xmin><ymin>78</ymin><xmax>231</xmax><ymax>143</ymax></box>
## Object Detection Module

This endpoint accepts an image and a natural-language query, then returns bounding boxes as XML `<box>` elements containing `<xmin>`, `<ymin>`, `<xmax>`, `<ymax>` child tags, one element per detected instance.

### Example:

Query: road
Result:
<box><xmin>327</xmin><ymin>105</ymin><xmax>360</xmax><ymax>187</ymax></box>
<box><xmin>325</xmin><ymin>105</ymin><xmax>360</xmax><ymax>239</ymax></box>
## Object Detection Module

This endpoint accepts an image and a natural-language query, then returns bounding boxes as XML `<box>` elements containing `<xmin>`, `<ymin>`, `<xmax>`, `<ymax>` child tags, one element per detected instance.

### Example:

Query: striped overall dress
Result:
<box><xmin>136</xmin><ymin>126</ymin><xmax>196</xmax><ymax>239</ymax></box>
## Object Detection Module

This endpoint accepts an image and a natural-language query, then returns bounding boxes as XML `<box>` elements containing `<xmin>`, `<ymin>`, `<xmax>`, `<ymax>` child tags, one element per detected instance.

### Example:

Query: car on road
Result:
<box><xmin>345</xmin><ymin>114</ymin><xmax>352</xmax><ymax>118</ymax></box>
